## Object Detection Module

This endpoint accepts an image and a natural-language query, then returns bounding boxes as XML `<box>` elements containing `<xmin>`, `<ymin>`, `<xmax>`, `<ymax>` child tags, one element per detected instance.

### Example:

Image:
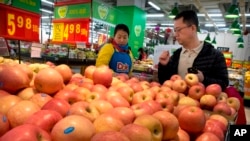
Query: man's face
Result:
<box><xmin>173</xmin><ymin>17</ymin><xmax>193</xmax><ymax>45</ymax></box>
<box><xmin>114</xmin><ymin>30</ymin><xmax>128</xmax><ymax>46</ymax></box>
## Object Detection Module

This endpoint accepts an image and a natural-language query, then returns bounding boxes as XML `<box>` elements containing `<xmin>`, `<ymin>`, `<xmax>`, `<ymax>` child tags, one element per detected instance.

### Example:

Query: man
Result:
<box><xmin>158</xmin><ymin>10</ymin><xmax>229</xmax><ymax>90</ymax></box>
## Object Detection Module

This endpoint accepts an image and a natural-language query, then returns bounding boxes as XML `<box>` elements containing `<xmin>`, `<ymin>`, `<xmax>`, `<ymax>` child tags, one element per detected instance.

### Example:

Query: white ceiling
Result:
<box><xmin>41</xmin><ymin>0</ymin><xmax>250</xmax><ymax>34</ymax></box>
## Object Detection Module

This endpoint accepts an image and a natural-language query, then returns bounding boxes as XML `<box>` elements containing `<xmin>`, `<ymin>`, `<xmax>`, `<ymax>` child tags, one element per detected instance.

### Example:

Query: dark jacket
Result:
<box><xmin>158</xmin><ymin>42</ymin><xmax>229</xmax><ymax>90</ymax></box>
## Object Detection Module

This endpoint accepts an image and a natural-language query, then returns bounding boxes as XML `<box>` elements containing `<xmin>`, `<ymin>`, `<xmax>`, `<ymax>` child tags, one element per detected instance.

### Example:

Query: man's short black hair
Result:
<box><xmin>174</xmin><ymin>10</ymin><xmax>199</xmax><ymax>30</ymax></box>
<box><xmin>114</xmin><ymin>24</ymin><xmax>130</xmax><ymax>36</ymax></box>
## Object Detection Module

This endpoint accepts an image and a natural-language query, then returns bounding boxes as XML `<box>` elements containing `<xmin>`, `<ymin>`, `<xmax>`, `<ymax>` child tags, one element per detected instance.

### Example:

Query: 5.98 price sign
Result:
<box><xmin>52</xmin><ymin>19</ymin><xmax>89</xmax><ymax>43</ymax></box>
<box><xmin>0</xmin><ymin>4</ymin><xmax>40</xmax><ymax>42</ymax></box>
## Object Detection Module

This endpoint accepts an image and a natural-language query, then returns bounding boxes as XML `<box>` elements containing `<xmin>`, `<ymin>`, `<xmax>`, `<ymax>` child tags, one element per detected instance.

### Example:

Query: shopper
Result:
<box><xmin>137</xmin><ymin>47</ymin><xmax>147</xmax><ymax>61</ymax></box>
<box><xmin>157</xmin><ymin>10</ymin><xmax>229</xmax><ymax>90</ymax></box>
<box><xmin>96</xmin><ymin>24</ymin><xmax>134</xmax><ymax>74</ymax></box>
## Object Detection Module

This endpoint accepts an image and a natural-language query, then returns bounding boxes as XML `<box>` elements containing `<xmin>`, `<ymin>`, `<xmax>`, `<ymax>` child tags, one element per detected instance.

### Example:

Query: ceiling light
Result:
<box><xmin>146</xmin><ymin>14</ymin><xmax>164</xmax><ymax>17</ymax></box>
<box><xmin>212</xmin><ymin>36</ymin><xmax>217</xmax><ymax>45</ymax></box>
<box><xmin>168</xmin><ymin>3</ymin><xmax>179</xmax><ymax>19</ymax></box>
<box><xmin>232</xmin><ymin>30</ymin><xmax>242</xmax><ymax>36</ymax></box>
<box><xmin>229</xmin><ymin>20</ymin><xmax>241</xmax><ymax>31</ymax></box>
<box><xmin>40</xmin><ymin>8</ymin><xmax>53</xmax><ymax>14</ymax></box>
<box><xmin>204</xmin><ymin>33</ymin><xmax>211</xmax><ymax>43</ymax></box>
<box><xmin>41</xmin><ymin>0</ymin><xmax>54</xmax><ymax>5</ymax></box>
<box><xmin>238</xmin><ymin>44</ymin><xmax>244</xmax><ymax>48</ymax></box>
<box><xmin>225</xmin><ymin>0</ymin><xmax>239</xmax><ymax>18</ymax></box>
<box><xmin>236</xmin><ymin>36</ymin><xmax>244</xmax><ymax>44</ymax></box>
<box><xmin>148</xmin><ymin>1</ymin><xmax>160</xmax><ymax>11</ymax></box>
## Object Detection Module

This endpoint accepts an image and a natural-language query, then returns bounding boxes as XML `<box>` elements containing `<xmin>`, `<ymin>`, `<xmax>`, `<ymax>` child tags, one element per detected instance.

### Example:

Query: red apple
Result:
<box><xmin>162</xmin><ymin>80</ymin><xmax>173</xmax><ymax>89</ymax></box>
<box><xmin>170</xmin><ymin>74</ymin><xmax>182</xmax><ymax>81</ymax></box>
<box><xmin>195</xmin><ymin>132</ymin><xmax>220</xmax><ymax>141</ymax></box>
<box><xmin>91</xmin><ymin>131</ymin><xmax>130</xmax><ymax>141</ymax></box>
<box><xmin>172</xmin><ymin>79</ymin><xmax>187</xmax><ymax>93</ymax></box>
<box><xmin>53</xmin><ymin>89</ymin><xmax>81</xmax><ymax>104</ymax></box>
<box><xmin>175</xmin><ymin>127</ymin><xmax>190</xmax><ymax>141</ymax></box>
<box><xmin>90</xmin><ymin>99</ymin><xmax>114</xmax><ymax>114</ymax></box>
<box><xmin>217</xmin><ymin>92</ymin><xmax>228</xmax><ymax>103</ymax></box>
<box><xmin>188</xmin><ymin>84</ymin><xmax>205</xmax><ymax>100</ymax></box>
<box><xmin>0</xmin><ymin>90</ymin><xmax>10</xmax><ymax>98</ymax></box>
<box><xmin>205</xmin><ymin>84</ymin><xmax>222</xmax><ymax>98</ymax></box>
<box><xmin>155</xmin><ymin>98</ymin><xmax>174</xmax><ymax>113</ymax></box>
<box><xmin>0</xmin><ymin>124</ymin><xmax>51</xmax><ymax>141</ymax></box>
<box><xmin>41</xmin><ymin>98</ymin><xmax>71</xmax><ymax>117</ymax></box>
<box><xmin>160</xmin><ymin>85</ymin><xmax>172</xmax><ymax>92</ymax></box>
<box><xmin>153</xmin><ymin>111</ymin><xmax>179</xmax><ymax>140</ymax></box>
<box><xmin>0</xmin><ymin>113</ymin><xmax>9</xmax><ymax>137</ymax></box>
<box><xmin>92</xmin><ymin>65</ymin><xmax>113</xmax><ymax>87</ymax></box>
<box><xmin>116</xmin><ymin>86</ymin><xmax>134</xmax><ymax>104</ymax></box>
<box><xmin>93</xmin><ymin>114</ymin><xmax>124</xmax><ymax>133</ymax></box>
<box><xmin>115</xmin><ymin>73</ymin><xmax>129</xmax><ymax>82</ymax></box>
<box><xmin>51</xmin><ymin>115</ymin><xmax>95</xmax><ymax>141</ymax></box>
<box><xmin>142</xmin><ymin>100</ymin><xmax>163</xmax><ymax>113</ymax></box>
<box><xmin>24</xmin><ymin>110</ymin><xmax>63</xmax><ymax>133</ymax></box>
<box><xmin>130</xmin><ymin>103</ymin><xmax>153</xmax><ymax>117</ymax></box>
<box><xmin>83</xmin><ymin>65</ymin><xmax>96</xmax><ymax>80</ymax></box>
<box><xmin>185</xmin><ymin>73</ymin><xmax>199</xmax><ymax>86</ymax></box>
<box><xmin>85</xmin><ymin>91</ymin><xmax>105</xmax><ymax>103</ymax></box>
<box><xmin>209</xmin><ymin>114</ymin><xmax>229</xmax><ymax>128</ymax></box>
<box><xmin>213</xmin><ymin>102</ymin><xmax>232</xmax><ymax>116</ymax></box>
<box><xmin>226</xmin><ymin>97</ymin><xmax>241</xmax><ymax>111</ymax></box>
<box><xmin>105</xmin><ymin>107</ymin><xmax>135</xmax><ymax>125</ymax></box>
<box><xmin>203</xmin><ymin>119</ymin><xmax>225</xmax><ymax>141</ymax></box>
<box><xmin>7</xmin><ymin>100</ymin><xmax>40</xmax><ymax>128</ymax></box>
<box><xmin>29</xmin><ymin>93</ymin><xmax>53</xmax><ymax>108</ymax></box>
<box><xmin>150</xmin><ymin>81</ymin><xmax>161</xmax><ymax>87</ymax></box>
<box><xmin>107</xmin><ymin>95</ymin><xmax>130</xmax><ymax>108</ymax></box>
<box><xmin>133</xmin><ymin>114</ymin><xmax>163</xmax><ymax>141</ymax></box>
<box><xmin>132</xmin><ymin>91</ymin><xmax>153</xmax><ymax>105</ymax></box>
<box><xmin>178</xmin><ymin>106</ymin><xmax>206</xmax><ymax>134</ymax></box>
<box><xmin>67</xmin><ymin>101</ymin><xmax>100</xmax><ymax>122</ymax></box>
<box><xmin>91</xmin><ymin>84</ymin><xmax>108</xmax><ymax>94</ymax></box>
<box><xmin>205</xmin><ymin>118</ymin><xmax>227</xmax><ymax>133</ymax></box>
<box><xmin>120</xmin><ymin>123</ymin><xmax>152</xmax><ymax>141</ymax></box>
<box><xmin>79</xmin><ymin>82</ymin><xmax>94</xmax><ymax>90</ymax></box>
<box><xmin>178</xmin><ymin>96</ymin><xmax>200</xmax><ymax>107</ymax></box>
<box><xmin>17</xmin><ymin>87</ymin><xmax>38</xmax><ymax>100</ymax></box>
<box><xmin>200</xmin><ymin>94</ymin><xmax>217</xmax><ymax>110</ymax></box>
<box><xmin>0</xmin><ymin>95</ymin><xmax>22</xmax><ymax>115</ymax></box>
<box><xmin>129</xmin><ymin>82</ymin><xmax>144</xmax><ymax>93</ymax></box>
<box><xmin>72</xmin><ymin>87</ymin><xmax>91</xmax><ymax>101</ymax></box>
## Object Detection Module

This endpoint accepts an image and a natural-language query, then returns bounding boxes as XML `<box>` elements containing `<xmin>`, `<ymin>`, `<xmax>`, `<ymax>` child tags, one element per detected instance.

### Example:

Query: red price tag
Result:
<box><xmin>52</xmin><ymin>19</ymin><xmax>89</xmax><ymax>44</ymax></box>
<box><xmin>0</xmin><ymin>4</ymin><xmax>40</xmax><ymax>42</ymax></box>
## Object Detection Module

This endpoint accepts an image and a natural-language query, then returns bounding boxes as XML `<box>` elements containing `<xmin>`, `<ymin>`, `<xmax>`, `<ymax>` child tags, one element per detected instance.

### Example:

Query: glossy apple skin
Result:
<box><xmin>0</xmin><ymin>113</ymin><xmax>10</xmax><ymax>137</ymax></box>
<box><xmin>0</xmin><ymin>124</ymin><xmax>52</xmax><ymax>141</ymax></box>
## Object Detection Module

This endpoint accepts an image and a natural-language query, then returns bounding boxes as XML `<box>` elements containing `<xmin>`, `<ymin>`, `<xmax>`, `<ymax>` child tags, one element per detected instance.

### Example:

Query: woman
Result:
<box><xmin>95</xmin><ymin>24</ymin><xmax>134</xmax><ymax>74</ymax></box>
<box><xmin>137</xmin><ymin>47</ymin><xmax>147</xmax><ymax>61</ymax></box>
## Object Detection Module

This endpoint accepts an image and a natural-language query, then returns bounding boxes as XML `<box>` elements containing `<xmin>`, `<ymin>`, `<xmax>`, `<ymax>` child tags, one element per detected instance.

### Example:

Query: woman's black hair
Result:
<box><xmin>114</xmin><ymin>24</ymin><xmax>130</xmax><ymax>37</ymax></box>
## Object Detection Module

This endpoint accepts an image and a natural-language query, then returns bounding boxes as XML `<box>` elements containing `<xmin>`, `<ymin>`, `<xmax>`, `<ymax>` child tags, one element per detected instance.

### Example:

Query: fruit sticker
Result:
<box><xmin>98</xmin><ymin>5</ymin><xmax>108</xmax><ymax>20</ymax></box>
<box><xmin>134</xmin><ymin>25</ymin><xmax>142</xmax><ymax>37</ymax></box>
<box><xmin>58</xmin><ymin>6</ymin><xmax>68</xmax><ymax>18</ymax></box>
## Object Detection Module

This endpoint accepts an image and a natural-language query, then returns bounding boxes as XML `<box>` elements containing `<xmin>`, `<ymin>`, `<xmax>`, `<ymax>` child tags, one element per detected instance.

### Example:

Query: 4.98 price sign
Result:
<box><xmin>52</xmin><ymin>19</ymin><xmax>89</xmax><ymax>43</ymax></box>
<box><xmin>0</xmin><ymin>4</ymin><xmax>40</xmax><ymax>42</ymax></box>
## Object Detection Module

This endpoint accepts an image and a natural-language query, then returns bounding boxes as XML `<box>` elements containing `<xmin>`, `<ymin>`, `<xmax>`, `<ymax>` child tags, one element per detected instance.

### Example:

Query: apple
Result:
<box><xmin>90</xmin><ymin>99</ymin><xmax>113</xmax><ymax>114</ymax></box>
<box><xmin>85</xmin><ymin>91</ymin><xmax>105</xmax><ymax>103</ymax></box>
<box><xmin>205</xmin><ymin>84</ymin><xmax>222</xmax><ymax>98</ymax></box>
<box><xmin>178</xmin><ymin>96</ymin><xmax>200</xmax><ymax>107</ymax></box>
<box><xmin>173</xmin><ymin>105</ymin><xmax>190</xmax><ymax>118</ymax></box>
<box><xmin>213</xmin><ymin>102</ymin><xmax>232</xmax><ymax>116</ymax></box>
<box><xmin>116</xmin><ymin>86</ymin><xmax>134</xmax><ymax>104</ymax></box>
<box><xmin>129</xmin><ymin>82</ymin><xmax>144</xmax><ymax>93</ymax></box>
<box><xmin>185</xmin><ymin>73</ymin><xmax>199</xmax><ymax>86</ymax></box>
<box><xmin>155</xmin><ymin>98</ymin><xmax>174</xmax><ymax>113</ymax></box>
<box><xmin>200</xmin><ymin>94</ymin><xmax>217</xmax><ymax>110</ymax></box>
<box><xmin>0</xmin><ymin>95</ymin><xmax>22</xmax><ymax>115</ymax></box>
<box><xmin>17</xmin><ymin>87</ymin><xmax>38</xmax><ymax>100</ymax></box>
<box><xmin>217</xmin><ymin>92</ymin><xmax>228</xmax><ymax>103</ymax></box>
<box><xmin>120</xmin><ymin>123</ymin><xmax>152</xmax><ymax>141</ymax></box>
<box><xmin>160</xmin><ymin>85</ymin><xmax>172</xmax><ymax>92</ymax></box>
<box><xmin>140</xmin><ymin>80</ymin><xmax>150</xmax><ymax>90</ymax></box>
<box><xmin>105</xmin><ymin>107</ymin><xmax>135</xmax><ymax>125</ymax></box>
<box><xmin>51</xmin><ymin>115</ymin><xmax>95</xmax><ymax>141</ymax></box>
<box><xmin>105</xmin><ymin>90</ymin><xmax>122</xmax><ymax>100</ymax></box>
<box><xmin>162</xmin><ymin>80</ymin><xmax>173</xmax><ymax>89</ymax></box>
<box><xmin>131</xmin><ymin>103</ymin><xmax>153</xmax><ymax>117</ymax></box>
<box><xmin>155</xmin><ymin>90</ymin><xmax>179</xmax><ymax>106</ymax></box>
<box><xmin>91</xmin><ymin>131</ymin><xmax>130</xmax><ymax>141</ymax></box>
<box><xmin>7</xmin><ymin>100</ymin><xmax>40</xmax><ymax>128</ymax></box>
<box><xmin>0</xmin><ymin>90</ymin><xmax>10</xmax><ymax>98</ymax></box>
<box><xmin>115</xmin><ymin>73</ymin><xmax>129</xmax><ymax>82</ymax></box>
<box><xmin>150</xmin><ymin>81</ymin><xmax>161</xmax><ymax>87</ymax></box>
<box><xmin>29</xmin><ymin>93</ymin><xmax>53</xmax><ymax>108</ymax></box>
<box><xmin>142</xmin><ymin>100</ymin><xmax>163</xmax><ymax>114</ymax></box>
<box><xmin>131</xmin><ymin>91</ymin><xmax>153</xmax><ymax>105</ymax></box>
<box><xmin>209</xmin><ymin>114</ymin><xmax>229</xmax><ymax>129</ymax></box>
<box><xmin>188</xmin><ymin>84</ymin><xmax>205</xmax><ymax>100</ymax></box>
<box><xmin>83</xmin><ymin>65</ymin><xmax>96</xmax><ymax>80</ymax></box>
<box><xmin>195</xmin><ymin>132</ymin><xmax>220</xmax><ymax>141</ymax></box>
<box><xmin>93</xmin><ymin>114</ymin><xmax>124</xmax><ymax>133</ymax></box>
<box><xmin>133</xmin><ymin>114</ymin><xmax>163</xmax><ymax>141</ymax></box>
<box><xmin>63</xmin><ymin>83</ymin><xmax>79</xmax><ymax>91</ymax></box>
<box><xmin>79</xmin><ymin>82</ymin><xmax>94</xmax><ymax>90</ymax></box>
<box><xmin>203</xmin><ymin>119</ymin><xmax>225</xmax><ymax>141</ymax></box>
<box><xmin>205</xmin><ymin>118</ymin><xmax>227</xmax><ymax>133</ymax></box>
<box><xmin>41</xmin><ymin>98</ymin><xmax>71</xmax><ymax>117</ymax></box>
<box><xmin>72</xmin><ymin>87</ymin><xmax>92</xmax><ymax>101</ymax></box>
<box><xmin>226</xmin><ymin>97</ymin><xmax>241</xmax><ymax>111</ymax></box>
<box><xmin>175</xmin><ymin>127</ymin><xmax>190</xmax><ymax>141</ymax></box>
<box><xmin>53</xmin><ymin>89</ymin><xmax>81</xmax><ymax>104</ymax></box>
<box><xmin>24</xmin><ymin>110</ymin><xmax>63</xmax><ymax>133</ymax></box>
<box><xmin>0</xmin><ymin>113</ymin><xmax>9</xmax><ymax>137</ymax></box>
<box><xmin>92</xmin><ymin>65</ymin><xmax>113</xmax><ymax>87</ymax></box>
<box><xmin>0</xmin><ymin>124</ymin><xmax>51</xmax><ymax>141</ymax></box>
<box><xmin>172</xmin><ymin>79</ymin><xmax>187</xmax><ymax>93</ymax></box>
<box><xmin>178</xmin><ymin>106</ymin><xmax>206</xmax><ymax>134</ymax></box>
<box><xmin>170</xmin><ymin>74</ymin><xmax>182</xmax><ymax>81</ymax></box>
<box><xmin>153</xmin><ymin>111</ymin><xmax>179</xmax><ymax>140</ymax></box>
<box><xmin>91</xmin><ymin>84</ymin><xmax>108</xmax><ymax>94</ymax></box>
<box><xmin>107</xmin><ymin>95</ymin><xmax>130</xmax><ymax>108</ymax></box>
<box><xmin>67</xmin><ymin>101</ymin><xmax>100</xmax><ymax>122</ymax></box>
<box><xmin>149</xmin><ymin>85</ymin><xmax>161</xmax><ymax>94</ymax></box>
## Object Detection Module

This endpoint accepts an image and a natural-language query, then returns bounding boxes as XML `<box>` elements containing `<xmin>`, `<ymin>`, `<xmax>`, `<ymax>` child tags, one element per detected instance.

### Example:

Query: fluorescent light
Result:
<box><xmin>41</xmin><ymin>0</ymin><xmax>54</xmax><ymax>5</ymax></box>
<box><xmin>205</xmin><ymin>24</ymin><xmax>226</xmax><ymax>27</ymax></box>
<box><xmin>41</xmin><ymin>16</ymin><xmax>54</xmax><ymax>19</ymax></box>
<box><xmin>146</xmin><ymin>14</ymin><xmax>164</xmax><ymax>17</ymax></box>
<box><xmin>40</xmin><ymin>8</ymin><xmax>53</xmax><ymax>14</ymax></box>
<box><xmin>148</xmin><ymin>1</ymin><xmax>160</xmax><ymax>10</ymax></box>
<box><xmin>197</xmin><ymin>13</ymin><xmax>222</xmax><ymax>17</ymax></box>
<box><xmin>146</xmin><ymin>23</ymin><xmax>157</xmax><ymax>26</ymax></box>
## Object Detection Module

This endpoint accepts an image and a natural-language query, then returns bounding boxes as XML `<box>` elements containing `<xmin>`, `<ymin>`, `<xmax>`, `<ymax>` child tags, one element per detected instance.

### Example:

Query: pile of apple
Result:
<box><xmin>0</xmin><ymin>62</ymin><xmax>241</xmax><ymax>141</ymax></box>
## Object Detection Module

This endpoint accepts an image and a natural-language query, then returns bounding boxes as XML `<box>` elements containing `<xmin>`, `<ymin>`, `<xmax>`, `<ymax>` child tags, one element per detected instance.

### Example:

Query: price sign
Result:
<box><xmin>0</xmin><ymin>4</ymin><xmax>40</xmax><ymax>42</ymax></box>
<box><xmin>52</xmin><ymin>19</ymin><xmax>89</xmax><ymax>43</ymax></box>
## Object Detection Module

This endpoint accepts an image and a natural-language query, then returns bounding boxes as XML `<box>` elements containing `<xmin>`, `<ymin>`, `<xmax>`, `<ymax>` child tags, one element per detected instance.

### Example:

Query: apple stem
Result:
<box><xmin>64</xmin><ymin>126</ymin><xmax>75</xmax><ymax>134</ymax></box>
